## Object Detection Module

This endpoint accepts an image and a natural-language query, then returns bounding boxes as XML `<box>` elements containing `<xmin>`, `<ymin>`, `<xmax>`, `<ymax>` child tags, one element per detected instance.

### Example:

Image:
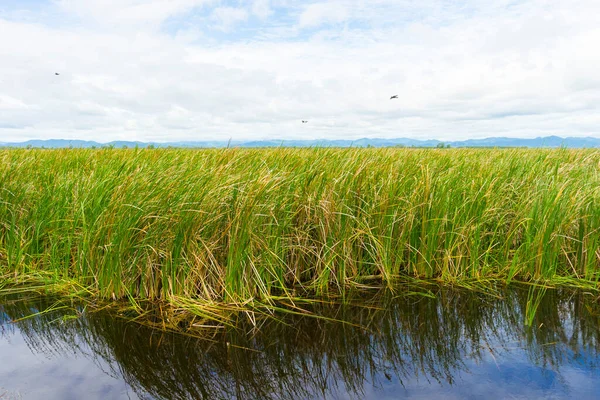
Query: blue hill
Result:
<box><xmin>1</xmin><ymin>136</ymin><xmax>599</xmax><ymax>148</ymax></box>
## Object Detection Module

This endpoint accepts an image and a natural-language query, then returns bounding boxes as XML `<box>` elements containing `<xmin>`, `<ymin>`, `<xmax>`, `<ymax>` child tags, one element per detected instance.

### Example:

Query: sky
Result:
<box><xmin>0</xmin><ymin>0</ymin><xmax>599</xmax><ymax>143</ymax></box>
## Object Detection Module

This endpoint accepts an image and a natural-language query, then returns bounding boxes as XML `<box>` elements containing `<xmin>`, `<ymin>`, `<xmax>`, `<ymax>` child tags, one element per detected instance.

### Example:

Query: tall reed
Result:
<box><xmin>0</xmin><ymin>148</ymin><xmax>599</xmax><ymax>304</ymax></box>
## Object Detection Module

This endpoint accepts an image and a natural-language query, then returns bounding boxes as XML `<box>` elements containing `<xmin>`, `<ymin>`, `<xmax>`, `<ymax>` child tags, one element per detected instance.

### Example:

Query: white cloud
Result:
<box><xmin>0</xmin><ymin>0</ymin><xmax>599</xmax><ymax>142</ymax></box>
<box><xmin>55</xmin><ymin>0</ymin><xmax>216</xmax><ymax>29</ymax></box>
<box><xmin>0</xmin><ymin>95</ymin><xmax>29</xmax><ymax>111</ymax></box>
<box><xmin>210</xmin><ymin>7</ymin><xmax>249</xmax><ymax>31</ymax></box>
<box><xmin>298</xmin><ymin>2</ymin><xmax>349</xmax><ymax>29</ymax></box>
<box><xmin>251</xmin><ymin>0</ymin><xmax>273</xmax><ymax>20</ymax></box>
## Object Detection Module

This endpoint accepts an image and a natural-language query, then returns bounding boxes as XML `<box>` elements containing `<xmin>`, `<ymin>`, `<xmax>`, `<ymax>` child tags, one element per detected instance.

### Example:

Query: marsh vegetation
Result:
<box><xmin>0</xmin><ymin>148</ymin><xmax>599</xmax><ymax>323</ymax></box>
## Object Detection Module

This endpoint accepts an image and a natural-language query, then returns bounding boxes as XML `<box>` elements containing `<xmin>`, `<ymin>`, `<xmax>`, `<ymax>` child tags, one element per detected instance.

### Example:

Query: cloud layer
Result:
<box><xmin>0</xmin><ymin>0</ymin><xmax>599</xmax><ymax>142</ymax></box>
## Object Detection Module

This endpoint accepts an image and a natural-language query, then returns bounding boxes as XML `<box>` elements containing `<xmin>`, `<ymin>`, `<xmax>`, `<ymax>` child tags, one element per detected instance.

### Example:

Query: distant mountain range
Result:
<box><xmin>1</xmin><ymin>136</ymin><xmax>600</xmax><ymax>148</ymax></box>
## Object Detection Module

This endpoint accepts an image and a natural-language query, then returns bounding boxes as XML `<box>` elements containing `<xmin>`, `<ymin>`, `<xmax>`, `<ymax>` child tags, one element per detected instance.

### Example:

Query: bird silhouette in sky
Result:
<box><xmin>390</xmin><ymin>95</ymin><xmax>398</xmax><ymax>99</ymax></box>
<box><xmin>302</xmin><ymin>120</ymin><xmax>308</xmax><ymax>123</ymax></box>
<box><xmin>55</xmin><ymin>72</ymin><xmax>60</xmax><ymax>75</ymax></box>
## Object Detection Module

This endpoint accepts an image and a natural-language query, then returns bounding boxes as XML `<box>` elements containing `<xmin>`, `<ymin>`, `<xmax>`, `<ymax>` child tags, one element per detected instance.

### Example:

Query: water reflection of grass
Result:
<box><xmin>1</xmin><ymin>287</ymin><xmax>599</xmax><ymax>399</ymax></box>
<box><xmin>1</xmin><ymin>148</ymin><xmax>600</xmax><ymax>321</ymax></box>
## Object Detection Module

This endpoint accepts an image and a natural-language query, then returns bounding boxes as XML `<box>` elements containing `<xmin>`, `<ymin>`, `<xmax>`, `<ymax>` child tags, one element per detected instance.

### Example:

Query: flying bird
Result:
<box><xmin>390</xmin><ymin>95</ymin><xmax>398</xmax><ymax>99</ymax></box>
<box><xmin>55</xmin><ymin>72</ymin><xmax>60</xmax><ymax>75</ymax></box>
<box><xmin>302</xmin><ymin>120</ymin><xmax>308</xmax><ymax>123</ymax></box>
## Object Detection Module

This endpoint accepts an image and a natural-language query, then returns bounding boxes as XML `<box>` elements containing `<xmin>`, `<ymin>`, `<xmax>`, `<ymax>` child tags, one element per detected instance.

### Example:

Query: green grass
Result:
<box><xmin>1</xmin><ymin>147</ymin><xmax>599</xmax><ymax>315</ymax></box>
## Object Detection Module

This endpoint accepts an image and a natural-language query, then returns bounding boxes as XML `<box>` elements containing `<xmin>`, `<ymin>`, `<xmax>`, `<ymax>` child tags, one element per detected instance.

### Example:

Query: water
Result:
<box><xmin>1</xmin><ymin>287</ymin><xmax>599</xmax><ymax>399</ymax></box>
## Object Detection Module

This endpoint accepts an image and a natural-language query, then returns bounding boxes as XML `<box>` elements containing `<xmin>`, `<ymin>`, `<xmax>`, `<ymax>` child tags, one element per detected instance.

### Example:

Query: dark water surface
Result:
<box><xmin>1</xmin><ymin>287</ymin><xmax>600</xmax><ymax>399</ymax></box>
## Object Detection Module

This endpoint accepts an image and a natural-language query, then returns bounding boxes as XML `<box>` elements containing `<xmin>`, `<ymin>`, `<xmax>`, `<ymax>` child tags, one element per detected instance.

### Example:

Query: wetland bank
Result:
<box><xmin>1</xmin><ymin>147</ymin><xmax>600</xmax><ymax>397</ymax></box>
